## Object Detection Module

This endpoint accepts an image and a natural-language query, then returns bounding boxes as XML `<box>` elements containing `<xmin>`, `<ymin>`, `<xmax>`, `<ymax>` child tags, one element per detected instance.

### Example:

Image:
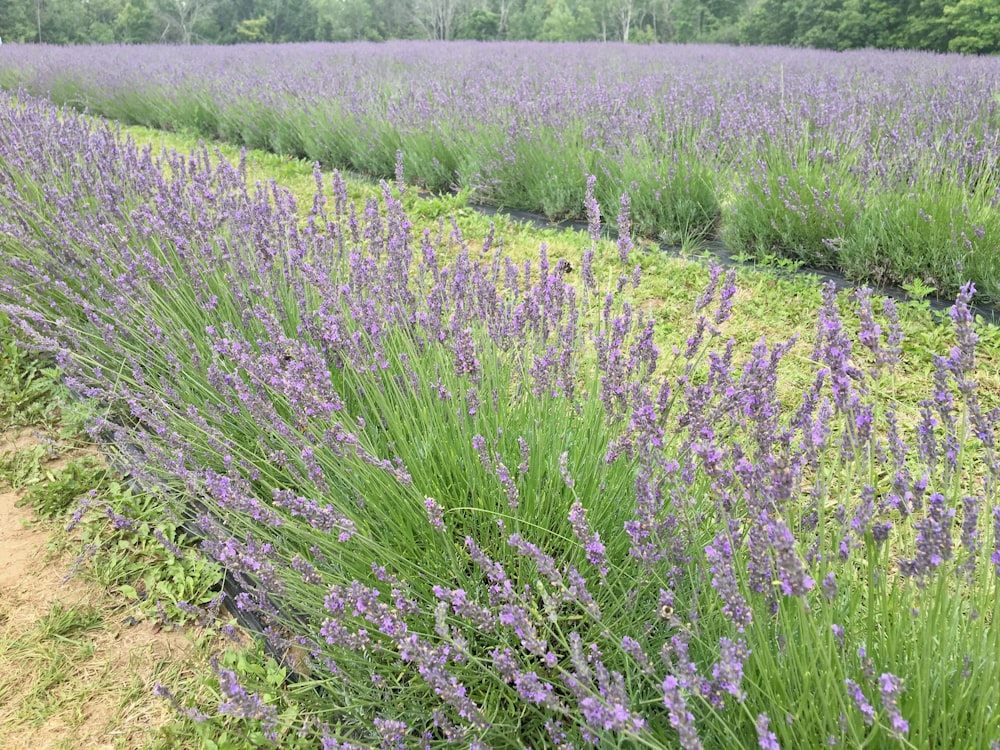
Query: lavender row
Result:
<box><xmin>0</xmin><ymin>41</ymin><xmax>998</xmax><ymax>300</ymax></box>
<box><xmin>2</xmin><ymin>93</ymin><xmax>1000</xmax><ymax>748</ymax></box>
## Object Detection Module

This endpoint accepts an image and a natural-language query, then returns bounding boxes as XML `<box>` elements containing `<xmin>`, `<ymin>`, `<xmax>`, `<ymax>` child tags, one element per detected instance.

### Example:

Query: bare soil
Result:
<box><xmin>0</xmin><ymin>428</ymin><xmax>196</xmax><ymax>750</ymax></box>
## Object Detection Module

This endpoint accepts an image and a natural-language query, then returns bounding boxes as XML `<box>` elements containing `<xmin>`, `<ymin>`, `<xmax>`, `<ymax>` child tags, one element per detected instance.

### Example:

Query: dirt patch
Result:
<box><xmin>0</xmin><ymin>432</ymin><xmax>198</xmax><ymax>750</ymax></box>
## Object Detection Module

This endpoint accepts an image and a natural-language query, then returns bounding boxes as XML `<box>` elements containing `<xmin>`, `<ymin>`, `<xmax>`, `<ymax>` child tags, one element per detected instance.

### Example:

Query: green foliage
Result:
<box><xmin>734</xmin><ymin>0</ymin><xmax>999</xmax><ymax>51</ymax></box>
<box><xmin>945</xmin><ymin>0</ymin><xmax>1000</xmax><ymax>53</ymax></box>
<box><xmin>0</xmin><ymin>444</ymin><xmax>46</xmax><ymax>490</ymax></box>
<box><xmin>77</xmin><ymin>483</ymin><xmax>225</xmax><ymax>625</ymax></box>
<box><xmin>159</xmin><ymin>645</ymin><xmax>315</xmax><ymax>750</ymax></box>
<box><xmin>0</xmin><ymin>0</ymin><xmax>996</xmax><ymax>51</ymax></box>
<box><xmin>896</xmin><ymin>0</ymin><xmax>952</xmax><ymax>51</ymax></box>
<box><xmin>235</xmin><ymin>14</ymin><xmax>270</xmax><ymax>42</ymax></box>
<box><xmin>739</xmin><ymin>0</ymin><xmax>797</xmax><ymax>45</ymax></box>
<box><xmin>457</xmin><ymin>7</ymin><xmax>500</xmax><ymax>40</ymax></box>
<box><xmin>837</xmin><ymin>0</ymin><xmax>908</xmax><ymax>49</ymax></box>
<box><xmin>35</xmin><ymin>602</ymin><xmax>103</xmax><ymax>641</ymax></box>
<box><xmin>0</xmin><ymin>331</ymin><xmax>57</xmax><ymax>430</ymax></box>
<box><xmin>5</xmin><ymin>109</ymin><xmax>1000</xmax><ymax>747</ymax></box>
<box><xmin>672</xmin><ymin>0</ymin><xmax>746</xmax><ymax>41</ymax></box>
<box><xmin>540</xmin><ymin>0</ymin><xmax>597</xmax><ymax>41</ymax></box>
<box><xmin>18</xmin><ymin>456</ymin><xmax>111</xmax><ymax>518</ymax></box>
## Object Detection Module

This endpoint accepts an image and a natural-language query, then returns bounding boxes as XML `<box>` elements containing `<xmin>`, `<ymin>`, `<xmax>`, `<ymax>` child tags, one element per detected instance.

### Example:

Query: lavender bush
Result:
<box><xmin>0</xmin><ymin>42</ymin><xmax>998</xmax><ymax>300</ymax></box>
<box><xmin>2</xmin><ymin>94</ymin><xmax>1000</xmax><ymax>748</ymax></box>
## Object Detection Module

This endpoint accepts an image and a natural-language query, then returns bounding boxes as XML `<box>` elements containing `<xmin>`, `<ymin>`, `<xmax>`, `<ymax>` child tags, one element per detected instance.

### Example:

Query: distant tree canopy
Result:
<box><xmin>1</xmin><ymin>0</ymin><xmax>998</xmax><ymax>53</ymax></box>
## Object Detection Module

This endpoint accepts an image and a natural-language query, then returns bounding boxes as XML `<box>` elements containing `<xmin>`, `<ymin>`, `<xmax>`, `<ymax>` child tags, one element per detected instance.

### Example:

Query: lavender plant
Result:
<box><xmin>0</xmin><ymin>42</ymin><xmax>998</xmax><ymax>299</ymax></box>
<box><xmin>2</xmin><ymin>94</ymin><xmax>999</xmax><ymax>748</ymax></box>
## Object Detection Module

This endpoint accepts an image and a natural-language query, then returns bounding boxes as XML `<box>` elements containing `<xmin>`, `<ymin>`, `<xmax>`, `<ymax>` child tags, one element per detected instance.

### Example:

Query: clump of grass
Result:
<box><xmin>34</xmin><ymin>601</ymin><xmax>102</xmax><ymax>641</ymax></box>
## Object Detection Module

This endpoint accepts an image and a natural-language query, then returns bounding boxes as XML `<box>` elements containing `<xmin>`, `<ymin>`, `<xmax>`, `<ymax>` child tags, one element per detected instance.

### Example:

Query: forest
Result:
<box><xmin>0</xmin><ymin>0</ymin><xmax>998</xmax><ymax>54</ymax></box>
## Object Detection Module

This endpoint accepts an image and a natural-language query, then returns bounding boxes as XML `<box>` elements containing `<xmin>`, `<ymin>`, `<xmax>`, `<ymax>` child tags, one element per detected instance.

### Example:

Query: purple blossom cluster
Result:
<box><xmin>1</xmin><ymin>91</ymin><xmax>999</xmax><ymax>748</ymax></box>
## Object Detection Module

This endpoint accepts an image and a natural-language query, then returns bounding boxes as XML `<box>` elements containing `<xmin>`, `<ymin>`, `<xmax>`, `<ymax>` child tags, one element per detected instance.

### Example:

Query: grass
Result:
<box><xmin>1</xmin><ymin>99</ymin><xmax>1000</xmax><ymax>747</ymax></box>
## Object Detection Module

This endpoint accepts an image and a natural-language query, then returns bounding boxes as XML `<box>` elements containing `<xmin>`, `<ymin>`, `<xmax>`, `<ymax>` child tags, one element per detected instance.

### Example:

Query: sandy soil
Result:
<box><xmin>0</xmin><ymin>429</ymin><xmax>197</xmax><ymax>750</ymax></box>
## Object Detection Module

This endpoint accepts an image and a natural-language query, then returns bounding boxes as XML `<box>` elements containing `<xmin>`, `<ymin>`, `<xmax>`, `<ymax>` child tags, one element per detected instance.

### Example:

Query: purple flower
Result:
<box><xmin>493</xmin><ymin>647</ymin><xmax>565</xmax><ymax>710</ymax></box>
<box><xmin>517</xmin><ymin>436</ymin><xmax>530</xmax><ymax>476</ymax></box>
<box><xmin>472</xmin><ymin>434</ymin><xmax>491</xmax><ymax>471</ymax></box>
<box><xmin>948</xmin><ymin>282</ymin><xmax>978</xmax><ymax>380</ymax></box>
<box><xmin>756</xmin><ymin>712</ymin><xmax>780</xmax><ymax>750</ymax></box>
<box><xmin>662</xmin><ymin>675</ymin><xmax>704</xmax><ymax>750</ymax></box>
<box><xmin>768</xmin><ymin>516</ymin><xmax>815</xmax><ymax>597</ymax></box>
<box><xmin>432</xmin><ymin>586</ymin><xmax>495</xmax><ymax>631</ymax></box>
<box><xmin>822</xmin><ymin>572</ymin><xmax>838</xmax><ymax>600</ymax></box>
<box><xmin>704</xmin><ymin>534</ymin><xmax>752</xmax><ymax>631</ymax></box>
<box><xmin>620</xmin><ymin>635</ymin><xmax>653</xmax><ymax>675</ymax></box>
<box><xmin>878</xmin><ymin>673</ymin><xmax>909</xmax><ymax>739</ymax></box>
<box><xmin>715</xmin><ymin>268</ymin><xmax>737</xmax><ymax>325</ymax></box>
<box><xmin>373</xmin><ymin>717</ymin><xmax>408</xmax><ymax>749</ymax></box>
<box><xmin>617</xmin><ymin>192</ymin><xmax>632</xmax><ymax>265</ymax></box>
<box><xmin>899</xmin><ymin>492</ymin><xmax>954</xmax><ymax>585</ymax></box>
<box><xmin>568</xmin><ymin>501</ymin><xmax>608</xmax><ymax>579</ymax></box>
<box><xmin>212</xmin><ymin>656</ymin><xmax>279</xmax><ymax>740</ymax></box>
<box><xmin>845</xmin><ymin>679</ymin><xmax>875</xmax><ymax>725</ymax></box>
<box><xmin>814</xmin><ymin>282</ymin><xmax>863</xmax><ymax>413</ymax></box>
<box><xmin>494</xmin><ymin>457</ymin><xmax>519</xmax><ymax>509</ymax></box>
<box><xmin>959</xmin><ymin>495</ymin><xmax>981</xmax><ymax>578</ymax></box>
<box><xmin>584</xmin><ymin>174</ymin><xmax>601</xmax><ymax>246</ymax></box>
<box><xmin>154</xmin><ymin>682</ymin><xmax>209</xmax><ymax>723</ymax></box>
<box><xmin>992</xmin><ymin>507</ymin><xmax>1000</xmax><ymax>576</ymax></box>
<box><xmin>708</xmin><ymin>637</ymin><xmax>750</xmax><ymax>705</ymax></box>
<box><xmin>497</xmin><ymin>602</ymin><xmax>547</xmax><ymax>656</ymax></box>
<box><xmin>558</xmin><ymin>451</ymin><xmax>575</xmax><ymax>489</ymax></box>
<box><xmin>424</xmin><ymin>496</ymin><xmax>446</xmax><ymax>531</ymax></box>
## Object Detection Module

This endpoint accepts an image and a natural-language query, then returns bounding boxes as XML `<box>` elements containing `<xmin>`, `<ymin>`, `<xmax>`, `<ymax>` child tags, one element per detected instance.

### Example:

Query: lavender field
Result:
<box><xmin>2</xmin><ymin>83</ymin><xmax>1000</xmax><ymax>748</ymax></box>
<box><xmin>1</xmin><ymin>42</ymin><xmax>998</xmax><ymax>302</ymax></box>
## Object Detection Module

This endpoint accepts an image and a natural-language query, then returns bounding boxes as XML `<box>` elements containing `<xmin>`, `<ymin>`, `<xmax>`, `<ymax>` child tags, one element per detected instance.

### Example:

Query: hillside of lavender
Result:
<box><xmin>2</xmin><ymin>91</ymin><xmax>1000</xmax><ymax>748</ymax></box>
<box><xmin>1</xmin><ymin>42</ymin><xmax>998</xmax><ymax>302</ymax></box>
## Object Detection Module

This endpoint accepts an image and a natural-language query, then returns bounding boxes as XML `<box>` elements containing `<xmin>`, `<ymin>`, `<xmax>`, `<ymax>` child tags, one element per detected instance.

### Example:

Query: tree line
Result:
<box><xmin>1</xmin><ymin>0</ymin><xmax>998</xmax><ymax>54</ymax></box>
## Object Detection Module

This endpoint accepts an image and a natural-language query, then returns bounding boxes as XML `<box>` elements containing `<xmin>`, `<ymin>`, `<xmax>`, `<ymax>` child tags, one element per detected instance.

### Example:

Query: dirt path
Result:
<box><xmin>0</xmin><ymin>429</ymin><xmax>196</xmax><ymax>750</ymax></box>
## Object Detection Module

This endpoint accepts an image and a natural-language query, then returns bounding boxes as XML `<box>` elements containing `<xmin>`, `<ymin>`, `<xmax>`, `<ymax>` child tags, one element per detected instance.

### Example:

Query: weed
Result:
<box><xmin>0</xmin><ymin>331</ymin><xmax>58</xmax><ymax>429</ymax></box>
<box><xmin>0</xmin><ymin>444</ymin><xmax>46</xmax><ymax>490</ymax></box>
<box><xmin>19</xmin><ymin>456</ymin><xmax>111</xmax><ymax>518</ymax></box>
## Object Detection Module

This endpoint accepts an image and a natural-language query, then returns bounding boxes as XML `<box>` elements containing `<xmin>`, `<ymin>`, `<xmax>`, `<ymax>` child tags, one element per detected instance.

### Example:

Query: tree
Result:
<box><xmin>312</xmin><ymin>0</ymin><xmax>377</xmax><ymax>40</ymax></box>
<box><xmin>578</xmin><ymin>0</ymin><xmax>656</xmax><ymax>41</ymax></box>
<box><xmin>235</xmin><ymin>12</ymin><xmax>268</xmax><ymax>37</ymax></box>
<box><xmin>671</xmin><ymin>0</ymin><xmax>740</xmax><ymax>41</ymax></box>
<box><xmin>156</xmin><ymin>0</ymin><xmax>216</xmax><ymax>42</ymax></box>
<box><xmin>0</xmin><ymin>0</ymin><xmax>33</xmax><ymax>41</ymax></box>
<box><xmin>795</xmin><ymin>0</ymin><xmax>845</xmax><ymax>48</ymax></box>
<box><xmin>945</xmin><ymin>0</ymin><xmax>1000</xmax><ymax>53</ymax></box>
<box><xmin>264</xmin><ymin>0</ymin><xmax>318</xmax><ymax>41</ymax></box>
<box><xmin>739</xmin><ymin>0</ymin><xmax>799</xmax><ymax>45</ymax></box>
<box><xmin>507</xmin><ymin>0</ymin><xmax>545</xmax><ymax>37</ymax></box>
<box><xmin>896</xmin><ymin>0</ymin><xmax>951</xmax><ymax>51</ymax></box>
<box><xmin>485</xmin><ymin>0</ymin><xmax>515</xmax><ymax>36</ymax></box>
<box><xmin>836</xmin><ymin>0</ymin><xmax>906</xmax><ymax>49</ymax></box>
<box><xmin>456</xmin><ymin>6</ymin><xmax>500</xmax><ymax>38</ymax></box>
<box><xmin>411</xmin><ymin>0</ymin><xmax>467</xmax><ymax>39</ymax></box>
<box><xmin>115</xmin><ymin>0</ymin><xmax>156</xmax><ymax>42</ymax></box>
